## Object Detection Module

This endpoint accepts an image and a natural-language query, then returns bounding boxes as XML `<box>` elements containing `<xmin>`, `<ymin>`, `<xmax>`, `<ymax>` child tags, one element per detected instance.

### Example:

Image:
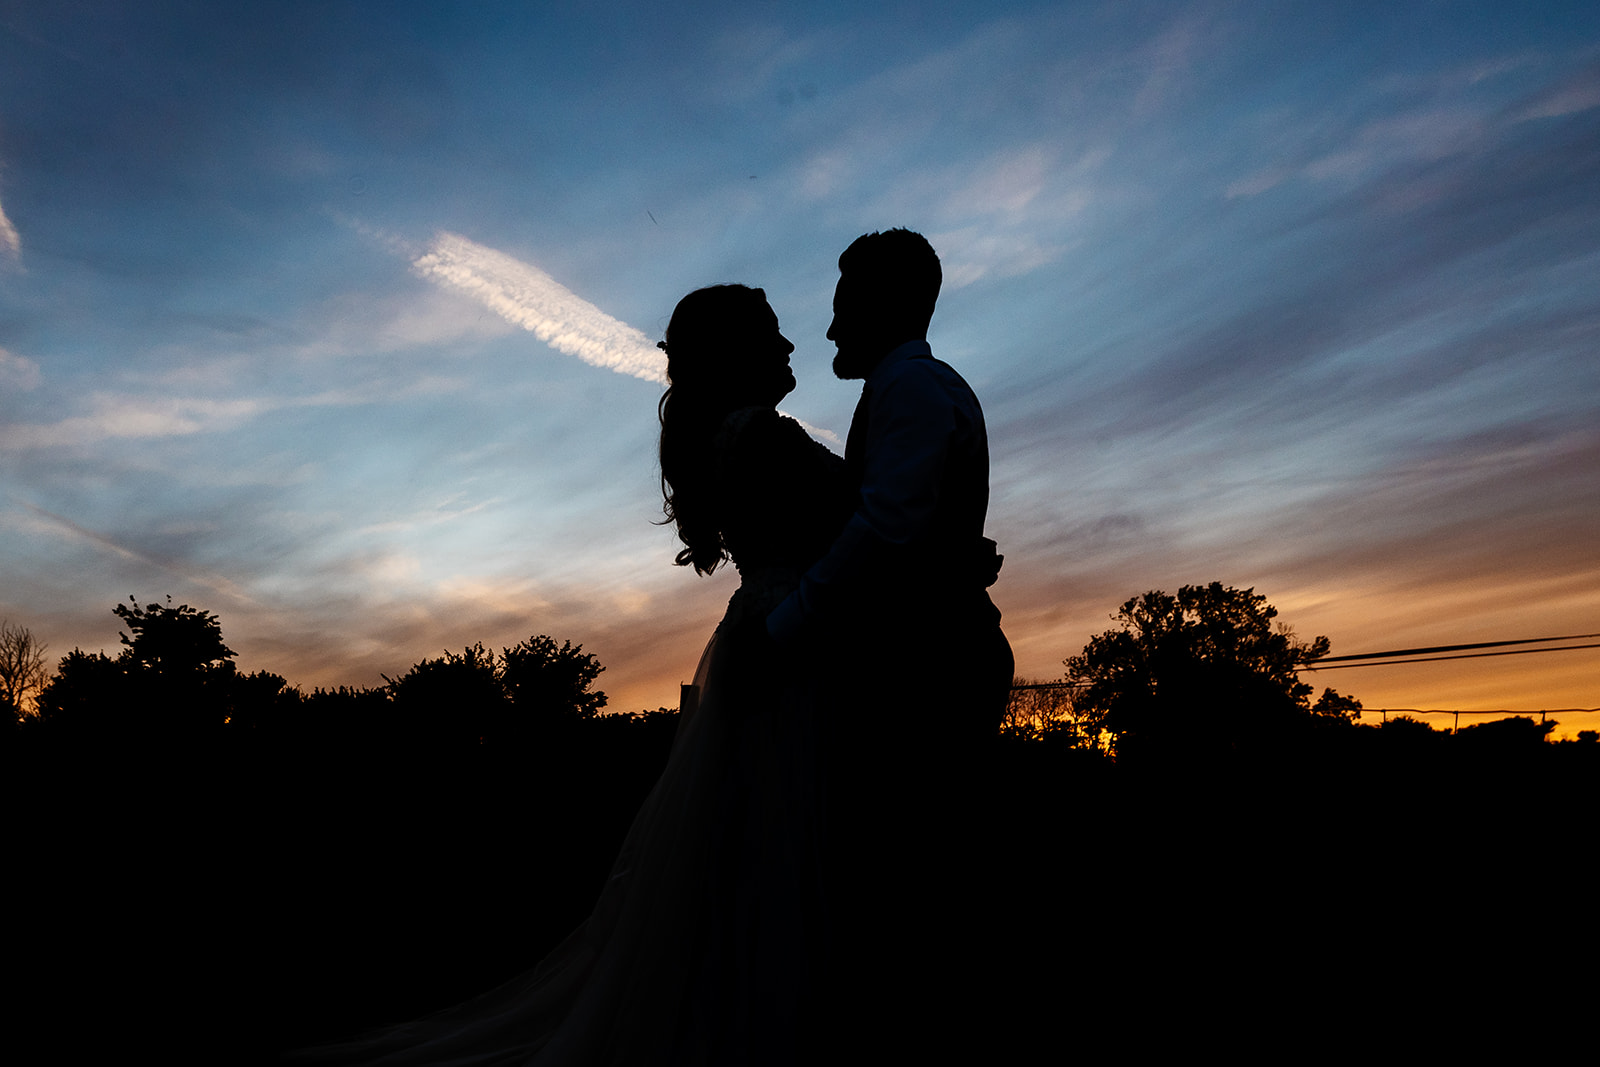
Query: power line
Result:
<box><xmin>1305</xmin><ymin>632</ymin><xmax>1600</xmax><ymax>665</ymax></box>
<box><xmin>1299</xmin><ymin>642</ymin><xmax>1600</xmax><ymax>670</ymax></box>
<box><xmin>1010</xmin><ymin>632</ymin><xmax>1600</xmax><ymax>688</ymax></box>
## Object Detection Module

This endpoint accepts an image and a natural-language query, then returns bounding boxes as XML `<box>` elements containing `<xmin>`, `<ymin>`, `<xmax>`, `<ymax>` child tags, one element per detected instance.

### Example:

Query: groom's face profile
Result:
<box><xmin>828</xmin><ymin>273</ymin><xmax>892</xmax><ymax>380</ymax></box>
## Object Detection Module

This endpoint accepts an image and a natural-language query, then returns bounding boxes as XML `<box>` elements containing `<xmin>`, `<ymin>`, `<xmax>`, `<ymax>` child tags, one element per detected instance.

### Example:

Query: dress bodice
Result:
<box><xmin>711</xmin><ymin>407</ymin><xmax>852</xmax><ymax>586</ymax></box>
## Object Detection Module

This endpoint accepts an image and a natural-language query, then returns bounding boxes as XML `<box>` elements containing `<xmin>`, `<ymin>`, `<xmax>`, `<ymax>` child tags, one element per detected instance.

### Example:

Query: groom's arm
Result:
<box><xmin>767</xmin><ymin>358</ymin><xmax>963</xmax><ymax>646</ymax></box>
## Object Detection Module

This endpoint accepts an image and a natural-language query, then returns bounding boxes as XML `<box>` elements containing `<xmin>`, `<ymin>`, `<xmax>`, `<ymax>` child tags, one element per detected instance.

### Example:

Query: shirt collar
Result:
<box><xmin>868</xmin><ymin>339</ymin><xmax>932</xmax><ymax>384</ymax></box>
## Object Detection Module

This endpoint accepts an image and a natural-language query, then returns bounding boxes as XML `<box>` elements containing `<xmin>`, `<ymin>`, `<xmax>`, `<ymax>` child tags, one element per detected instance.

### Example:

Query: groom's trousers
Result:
<box><xmin>814</xmin><ymin>588</ymin><xmax>1012</xmax><ymax>1054</ymax></box>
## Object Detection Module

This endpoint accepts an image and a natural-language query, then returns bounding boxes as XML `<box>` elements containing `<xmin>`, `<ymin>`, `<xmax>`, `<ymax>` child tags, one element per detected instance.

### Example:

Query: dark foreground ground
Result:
<box><xmin>4</xmin><ymin>726</ymin><xmax>1591</xmax><ymax>1064</ymax></box>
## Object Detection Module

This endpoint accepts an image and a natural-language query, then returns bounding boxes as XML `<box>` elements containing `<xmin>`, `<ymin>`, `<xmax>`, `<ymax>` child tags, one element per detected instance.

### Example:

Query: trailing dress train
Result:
<box><xmin>293</xmin><ymin>407</ymin><xmax>850</xmax><ymax>1066</ymax></box>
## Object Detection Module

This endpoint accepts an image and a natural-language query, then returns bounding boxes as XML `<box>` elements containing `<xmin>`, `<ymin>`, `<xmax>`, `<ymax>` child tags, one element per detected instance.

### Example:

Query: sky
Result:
<box><xmin>2</xmin><ymin>1</ymin><xmax>1597</xmax><ymax>735</ymax></box>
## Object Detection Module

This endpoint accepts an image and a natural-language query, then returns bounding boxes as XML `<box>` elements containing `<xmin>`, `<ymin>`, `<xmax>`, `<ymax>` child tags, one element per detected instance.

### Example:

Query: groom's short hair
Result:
<box><xmin>838</xmin><ymin>228</ymin><xmax>941</xmax><ymax>334</ymax></box>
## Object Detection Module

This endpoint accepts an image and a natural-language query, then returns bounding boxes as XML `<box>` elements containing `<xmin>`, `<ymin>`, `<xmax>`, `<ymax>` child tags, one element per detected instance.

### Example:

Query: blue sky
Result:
<box><xmin>2</xmin><ymin>1</ymin><xmax>1597</xmax><ymax>725</ymax></box>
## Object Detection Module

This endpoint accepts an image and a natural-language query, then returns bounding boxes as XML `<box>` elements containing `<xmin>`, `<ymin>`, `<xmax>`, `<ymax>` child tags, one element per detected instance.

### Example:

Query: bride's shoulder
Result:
<box><xmin>714</xmin><ymin>404</ymin><xmax>776</xmax><ymax>443</ymax></box>
<box><xmin>713</xmin><ymin>406</ymin><xmax>806</xmax><ymax>453</ymax></box>
<box><xmin>714</xmin><ymin>407</ymin><xmax>841</xmax><ymax>483</ymax></box>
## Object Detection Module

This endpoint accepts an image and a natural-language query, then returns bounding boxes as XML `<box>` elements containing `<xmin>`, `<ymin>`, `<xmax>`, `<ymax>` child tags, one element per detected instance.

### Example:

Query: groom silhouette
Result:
<box><xmin>767</xmin><ymin>227</ymin><xmax>1011</xmax><ymax>741</ymax></box>
<box><xmin>767</xmin><ymin>227</ymin><xmax>1012</xmax><ymax>1049</ymax></box>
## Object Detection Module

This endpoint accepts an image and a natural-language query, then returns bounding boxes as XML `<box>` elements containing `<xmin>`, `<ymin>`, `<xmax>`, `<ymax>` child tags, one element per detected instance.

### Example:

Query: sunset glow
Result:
<box><xmin>1</xmin><ymin>3</ymin><xmax>1595</xmax><ymax>736</ymax></box>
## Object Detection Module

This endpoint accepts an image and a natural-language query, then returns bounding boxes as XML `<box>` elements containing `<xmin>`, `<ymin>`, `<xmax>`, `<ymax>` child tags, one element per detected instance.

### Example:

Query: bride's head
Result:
<box><xmin>657</xmin><ymin>284</ymin><xmax>796</xmax><ymax>575</ymax></box>
<box><xmin>658</xmin><ymin>285</ymin><xmax>796</xmax><ymax>409</ymax></box>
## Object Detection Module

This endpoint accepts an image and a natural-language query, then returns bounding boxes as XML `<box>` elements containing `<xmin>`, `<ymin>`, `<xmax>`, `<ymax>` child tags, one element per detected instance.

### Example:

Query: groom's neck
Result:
<box><xmin>834</xmin><ymin>334</ymin><xmax>924</xmax><ymax>380</ymax></box>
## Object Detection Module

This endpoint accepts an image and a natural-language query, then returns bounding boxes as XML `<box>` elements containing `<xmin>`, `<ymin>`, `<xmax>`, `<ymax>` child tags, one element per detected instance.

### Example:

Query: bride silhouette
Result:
<box><xmin>292</xmin><ymin>285</ymin><xmax>852</xmax><ymax>1065</ymax></box>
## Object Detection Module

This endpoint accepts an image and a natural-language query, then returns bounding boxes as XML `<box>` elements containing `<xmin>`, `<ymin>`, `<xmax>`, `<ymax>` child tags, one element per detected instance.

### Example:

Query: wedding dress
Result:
<box><xmin>294</xmin><ymin>407</ymin><xmax>850</xmax><ymax>1066</ymax></box>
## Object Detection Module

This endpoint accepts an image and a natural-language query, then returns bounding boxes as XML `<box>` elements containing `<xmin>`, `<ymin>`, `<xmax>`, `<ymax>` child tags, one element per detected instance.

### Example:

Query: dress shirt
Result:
<box><xmin>768</xmin><ymin>339</ymin><xmax>991</xmax><ymax>645</ymax></box>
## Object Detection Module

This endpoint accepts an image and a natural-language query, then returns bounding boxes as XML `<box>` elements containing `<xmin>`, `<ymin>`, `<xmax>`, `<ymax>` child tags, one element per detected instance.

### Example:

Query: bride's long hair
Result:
<box><xmin>658</xmin><ymin>284</ymin><xmax>772</xmax><ymax>575</ymax></box>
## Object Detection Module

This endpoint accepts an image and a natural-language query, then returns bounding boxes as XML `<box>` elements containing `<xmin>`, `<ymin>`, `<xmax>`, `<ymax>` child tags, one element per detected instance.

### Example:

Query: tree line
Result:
<box><xmin>3</xmin><ymin>583</ymin><xmax>1589</xmax><ymax>757</ymax></box>
<box><xmin>0</xmin><ymin>596</ymin><xmax>669</xmax><ymax>754</ymax></box>
<box><xmin>1004</xmin><ymin>582</ymin><xmax>1589</xmax><ymax>758</ymax></box>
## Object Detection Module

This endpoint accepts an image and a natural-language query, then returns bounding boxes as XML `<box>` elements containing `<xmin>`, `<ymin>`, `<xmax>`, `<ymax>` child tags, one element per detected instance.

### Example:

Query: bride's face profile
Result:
<box><xmin>741</xmin><ymin>300</ymin><xmax>797</xmax><ymax>407</ymax></box>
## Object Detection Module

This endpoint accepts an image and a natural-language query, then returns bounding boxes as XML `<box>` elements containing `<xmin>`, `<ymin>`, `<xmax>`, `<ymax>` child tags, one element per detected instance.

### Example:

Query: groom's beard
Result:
<box><xmin>832</xmin><ymin>349</ymin><xmax>877</xmax><ymax>380</ymax></box>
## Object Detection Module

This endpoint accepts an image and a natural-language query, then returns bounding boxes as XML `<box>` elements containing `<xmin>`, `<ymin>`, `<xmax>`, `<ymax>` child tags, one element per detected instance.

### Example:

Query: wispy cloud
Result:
<box><xmin>1227</xmin><ymin>104</ymin><xmax>1488</xmax><ymax>199</ymax></box>
<box><xmin>14</xmin><ymin>501</ymin><xmax>256</xmax><ymax>607</ymax></box>
<box><xmin>0</xmin><ymin>395</ymin><xmax>265</xmax><ymax>450</ymax></box>
<box><xmin>0</xmin><ymin>194</ymin><xmax>20</xmax><ymax>263</ymax></box>
<box><xmin>1130</xmin><ymin>9</ymin><xmax>1214</xmax><ymax>116</ymax></box>
<box><xmin>1516</xmin><ymin>64</ymin><xmax>1600</xmax><ymax>121</ymax></box>
<box><xmin>411</xmin><ymin>231</ymin><xmax>668</xmax><ymax>383</ymax></box>
<box><xmin>0</xmin><ymin>369</ymin><xmax>475</xmax><ymax>453</ymax></box>
<box><xmin>0</xmin><ymin>347</ymin><xmax>41</xmax><ymax>391</ymax></box>
<box><xmin>934</xmin><ymin>225</ymin><xmax>1075</xmax><ymax>289</ymax></box>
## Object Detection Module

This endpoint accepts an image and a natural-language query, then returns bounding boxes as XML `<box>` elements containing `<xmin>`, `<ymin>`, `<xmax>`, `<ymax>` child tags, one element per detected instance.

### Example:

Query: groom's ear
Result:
<box><xmin>844</xmin><ymin>274</ymin><xmax>932</xmax><ymax>340</ymax></box>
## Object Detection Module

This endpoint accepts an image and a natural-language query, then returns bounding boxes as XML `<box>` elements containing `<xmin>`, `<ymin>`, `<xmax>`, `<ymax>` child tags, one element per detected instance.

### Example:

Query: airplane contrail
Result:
<box><xmin>409</xmin><ymin>230</ymin><xmax>842</xmax><ymax>445</ymax></box>
<box><xmin>411</xmin><ymin>231</ymin><xmax>667</xmax><ymax>383</ymax></box>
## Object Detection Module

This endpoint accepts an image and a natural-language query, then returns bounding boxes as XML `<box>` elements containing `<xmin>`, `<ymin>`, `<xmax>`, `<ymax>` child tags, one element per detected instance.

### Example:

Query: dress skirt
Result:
<box><xmin>291</xmin><ymin>575</ymin><xmax>823</xmax><ymax>1066</ymax></box>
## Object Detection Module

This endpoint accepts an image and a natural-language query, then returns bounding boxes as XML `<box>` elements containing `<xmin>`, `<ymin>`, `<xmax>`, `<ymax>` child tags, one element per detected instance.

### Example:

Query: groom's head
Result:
<box><xmin>829</xmin><ymin>228</ymin><xmax>941</xmax><ymax>380</ymax></box>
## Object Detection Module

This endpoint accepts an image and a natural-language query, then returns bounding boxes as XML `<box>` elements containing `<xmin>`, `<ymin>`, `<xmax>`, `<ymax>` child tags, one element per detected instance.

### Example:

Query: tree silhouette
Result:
<box><xmin>0</xmin><ymin>619</ymin><xmax>49</xmax><ymax>730</ymax></box>
<box><xmin>30</xmin><ymin>592</ymin><xmax>613</xmax><ymax>752</ymax></box>
<box><xmin>219</xmin><ymin>666</ymin><xmax>302</xmax><ymax>732</ymax></box>
<box><xmin>112</xmin><ymin>595</ymin><xmax>238</xmax><ymax>734</ymax></box>
<box><xmin>1454</xmin><ymin>715</ymin><xmax>1555</xmax><ymax>747</ymax></box>
<box><xmin>35</xmin><ymin>648</ymin><xmax>124</xmax><ymax>737</ymax></box>
<box><xmin>1001</xmin><ymin>677</ymin><xmax>1091</xmax><ymax>749</ymax></box>
<box><xmin>35</xmin><ymin>596</ymin><xmax>247</xmax><ymax>739</ymax></box>
<box><xmin>113</xmin><ymin>595</ymin><xmax>235</xmax><ymax>674</ymax></box>
<box><xmin>1063</xmin><ymin>583</ymin><xmax>1356</xmax><ymax>759</ymax></box>
<box><xmin>1375</xmin><ymin>713</ymin><xmax>1440</xmax><ymax>742</ymax></box>
<box><xmin>294</xmin><ymin>684</ymin><xmax>394</xmax><ymax>749</ymax></box>
<box><xmin>380</xmin><ymin>636</ymin><xmax>608</xmax><ymax>748</ymax></box>
<box><xmin>384</xmin><ymin>642</ymin><xmax>506</xmax><ymax>747</ymax></box>
<box><xmin>1310</xmin><ymin>686</ymin><xmax>1363</xmax><ymax>724</ymax></box>
<box><xmin>502</xmin><ymin>635</ymin><xmax>607</xmax><ymax>726</ymax></box>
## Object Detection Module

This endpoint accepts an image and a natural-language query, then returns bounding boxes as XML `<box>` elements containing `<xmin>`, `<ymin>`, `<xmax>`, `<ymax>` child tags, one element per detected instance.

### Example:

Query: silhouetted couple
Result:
<box><xmin>293</xmin><ymin>229</ymin><xmax>1011</xmax><ymax>1064</ymax></box>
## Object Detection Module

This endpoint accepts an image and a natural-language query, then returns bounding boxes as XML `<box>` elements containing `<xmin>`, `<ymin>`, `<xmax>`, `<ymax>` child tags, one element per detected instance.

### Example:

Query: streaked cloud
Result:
<box><xmin>935</xmin><ymin>226</ymin><xmax>1074</xmax><ymax>289</ymax></box>
<box><xmin>1130</xmin><ymin>8</ymin><xmax>1213</xmax><ymax>115</ymax></box>
<box><xmin>0</xmin><ymin>395</ymin><xmax>265</xmax><ymax>451</ymax></box>
<box><xmin>0</xmin><ymin>380</ymin><xmax>441</xmax><ymax>452</ymax></box>
<box><xmin>1225</xmin><ymin>166</ymin><xmax>1291</xmax><ymax>199</ymax></box>
<box><xmin>0</xmin><ymin>195</ymin><xmax>20</xmax><ymax>262</ymax></box>
<box><xmin>15</xmin><ymin>502</ymin><xmax>256</xmax><ymax>607</ymax></box>
<box><xmin>297</xmin><ymin>284</ymin><xmax>517</xmax><ymax>361</ymax></box>
<box><xmin>943</xmin><ymin>144</ymin><xmax>1052</xmax><ymax>217</ymax></box>
<box><xmin>411</xmin><ymin>231</ymin><xmax>668</xmax><ymax>383</ymax></box>
<box><xmin>1517</xmin><ymin>64</ymin><xmax>1600</xmax><ymax>121</ymax></box>
<box><xmin>0</xmin><ymin>347</ymin><xmax>41</xmax><ymax>391</ymax></box>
